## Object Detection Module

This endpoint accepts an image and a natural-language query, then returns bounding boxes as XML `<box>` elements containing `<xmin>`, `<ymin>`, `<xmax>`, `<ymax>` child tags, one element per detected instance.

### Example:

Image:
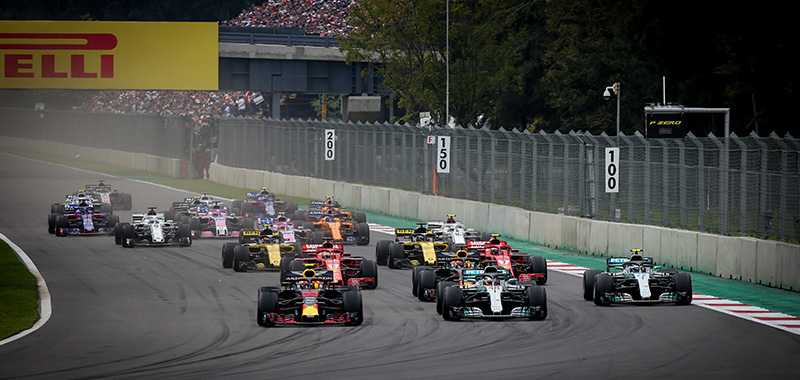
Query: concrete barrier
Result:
<box><xmin>755</xmin><ymin>239</ymin><xmax>778</xmax><ymax>287</ymax></box>
<box><xmin>5</xmin><ymin>137</ymin><xmax>799</xmax><ymax>292</ymax></box>
<box><xmin>776</xmin><ymin>242</ymin><xmax>800</xmax><ymax>291</ymax></box>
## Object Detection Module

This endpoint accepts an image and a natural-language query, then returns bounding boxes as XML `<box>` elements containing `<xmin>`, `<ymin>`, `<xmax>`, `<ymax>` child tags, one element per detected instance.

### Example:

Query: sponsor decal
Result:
<box><xmin>0</xmin><ymin>21</ymin><xmax>217</xmax><ymax>89</ymax></box>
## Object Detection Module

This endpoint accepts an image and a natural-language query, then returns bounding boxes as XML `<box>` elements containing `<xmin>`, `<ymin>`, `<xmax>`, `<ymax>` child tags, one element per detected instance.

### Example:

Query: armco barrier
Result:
<box><xmin>6</xmin><ymin>137</ymin><xmax>799</xmax><ymax>292</ymax></box>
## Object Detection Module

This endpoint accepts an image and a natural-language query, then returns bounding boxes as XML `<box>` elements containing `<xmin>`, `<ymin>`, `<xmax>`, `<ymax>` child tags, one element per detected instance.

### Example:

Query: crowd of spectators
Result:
<box><xmin>72</xmin><ymin>90</ymin><xmax>260</xmax><ymax>118</ymax></box>
<box><xmin>220</xmin><ymin>0</ymin><xmax>357</xmax><ymax>37</ymax></box>
<box><xmin>71</xmin><ymin>1</ymin><xmax>359</xmax><ymax>179</ymax></box>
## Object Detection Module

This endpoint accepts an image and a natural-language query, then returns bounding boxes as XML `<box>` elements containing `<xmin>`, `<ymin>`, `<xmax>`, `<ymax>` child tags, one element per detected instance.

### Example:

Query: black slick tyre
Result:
<box><xmin>593</xmin><ymin>273</ymin><xmax>614</xmax><ymax>306</ymax></box>
<box><xmin>441</xmin><ymin>286</ymin><xmax>463</xmax><ymax>321</ymax></box>
<box><xmin>673</xmin><ymin>272</ymin><xmax>693</xmax><ymax>305</ymax></box>
<box><xmin>257</xmin><ymin>288</ymin><xmax>278</xmax><ymax>327</ymax></box>
<box><xmin>375</xmin><ymin>240</ymin><xmax>391</xmax><ymax>266</ymax></box>
<box><xmin>233</xmin><ymin>245</ymin><xmax>250</xmax><ymax>272</ymax></box>
<box><xmin>342</xmin><ymin>289</ymin><xmax>364</xmax><ymax>326</ymax></box>
<box><xmin>583</xmin><ymin>270</ymin><xmax>602</xmax><ymax>301</ymax></box>
<box><xmin>222</xmin><ymin>242</ymin><xmax>236</xmax><ymax>268</ymax></box>
<box><xmin>388</xmin><ymin>242</ymin><xmax>405</xmax><ymax>269</ymax></box>
<box><xmin>527</xmin><ymin>285</ymin><xmax>547</xmax><ymax>320</ymax></box>
<box><xmin>417</xmin><ymin>269</ymin><xmax>436</xmax><ymax>302</ymax></box>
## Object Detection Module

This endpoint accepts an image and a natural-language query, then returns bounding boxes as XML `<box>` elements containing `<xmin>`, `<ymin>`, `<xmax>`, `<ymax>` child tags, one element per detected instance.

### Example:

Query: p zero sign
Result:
<box><xmin>605</xmin><ymin>147</ymin><xmax>619</xmax><ymax>193</ymax></box>
<box><xmin>0</xmin><ymin>21</ymin><xmax>218</xmax><ymax>90</ymax></box>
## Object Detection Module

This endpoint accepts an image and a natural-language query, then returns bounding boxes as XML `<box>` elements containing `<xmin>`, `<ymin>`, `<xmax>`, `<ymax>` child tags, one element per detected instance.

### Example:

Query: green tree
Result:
<box><xmin>341</xmin><ymin>0</ymin><xmax>527</xmax><ymax>128</ymax></box>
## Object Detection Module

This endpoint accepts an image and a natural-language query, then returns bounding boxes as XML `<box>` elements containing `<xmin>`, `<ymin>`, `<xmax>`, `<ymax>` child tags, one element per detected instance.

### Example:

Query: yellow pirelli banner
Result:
<box><xmin>0</xmin><ymin>21</ymin><xmax>218</xmax><ymax>90</ymax></box>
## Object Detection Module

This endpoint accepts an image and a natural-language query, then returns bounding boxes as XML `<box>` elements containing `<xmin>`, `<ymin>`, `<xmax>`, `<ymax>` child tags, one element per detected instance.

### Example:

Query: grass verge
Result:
<box><xmin>0</xmin><ymin>239</ymin><xmax>39</xmax><ymax>340</ymax></box>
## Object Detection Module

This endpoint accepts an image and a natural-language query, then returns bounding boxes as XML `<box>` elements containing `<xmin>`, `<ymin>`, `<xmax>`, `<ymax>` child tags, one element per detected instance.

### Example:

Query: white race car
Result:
<box><xmin>116</xmin><ymin>207</ymin><xmax>192</xmax><ymax>248</ymax></box>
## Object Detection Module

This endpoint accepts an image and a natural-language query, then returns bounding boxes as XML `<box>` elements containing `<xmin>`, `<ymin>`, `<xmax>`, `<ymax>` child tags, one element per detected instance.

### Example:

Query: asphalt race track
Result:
<box><xmin>1</xmin><ymin>153</ymin><xmax>799</xmax><ymax>379</ymax></box>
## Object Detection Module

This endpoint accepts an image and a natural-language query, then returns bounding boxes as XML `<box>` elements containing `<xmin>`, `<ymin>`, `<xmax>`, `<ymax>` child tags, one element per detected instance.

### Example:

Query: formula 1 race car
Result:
<box><xmin>51</xmin><ymin>189</ymin><xmax>112</xmax><ymax>215</ymax></box>
<box><xmin>427</xmin><ymin>214</ymin><xmax>489</xmax><ymax>250</ymax></box>
<box><xmin>375</xmin><ymin>224</ymin><xmax>450</xmax><ymax>269</ymax></box>
<box><xmin>471</xmin><ymin>235</ymin><xmax>548</xmax><ymax>284</ymax></box>
<box><xmin>48</xmin><ymin>202</ymin><xmax>119</xmax><ymax>236</ymax></box>
<box><xmin>283</xmin><ymin>242</ymin><xmax>378</xmax><ymax>289</ymax></box>
<box><xmin>256</xmin><ymin>268</ymin><xmax>364</xmax><ymax>327</ymax></box>
<box><xmin>224</xmin><ymin>229</ymin><xmax>302</xmax><ymax>273</ymax></box>
<box><xmin>293</xmin><ymin>201</ymin><xmax>370</xmax><ymax>246</ymax></box>
<box><xmin>582</xmin><ymin>249</ymin><xmax>692</xmax><ymax>306</ymax></box>
<box><xmin>115</xmin><ymin>207</ymin><xmax>192</xmax><ymax>248</ymax></box>
<box><xmin>84</xmin><ymin>180</ymin><xmax>133</xmax><ymax>210</ymax></box>
<box><xmin>438</xmin><ymin>266</ymin><xmax>547</xmax><ymax>321</ymax></box>
<box><xmin>412</xmin><ymin>249</ymin><xmax>482</xmax><ymax>305</ymax></box>
<box><xmin>189</xmin><ymin>201</ymin><xmax>245</xmax><ymax>238</ymax></box>
<box><xmin>233</xmin><ymin>188</ymin><xmax>298</xmax><ymax>220</ymax></box>
<box><xmin>257</xmin><ymin>212</ymin><xmax>318</xmax><ymax>244</ymax></box>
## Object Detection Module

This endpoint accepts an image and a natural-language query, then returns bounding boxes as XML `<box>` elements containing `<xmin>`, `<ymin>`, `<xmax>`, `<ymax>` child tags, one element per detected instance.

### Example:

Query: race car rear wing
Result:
<box><xmin>606</xmin><ymin>256</ymin><xmax>655</xmax><ymax>271</ymax></box>
<box><xmin>302</xmin><ymin>243</ymin><xmax>345</xmax><ymax>254</ymax></box>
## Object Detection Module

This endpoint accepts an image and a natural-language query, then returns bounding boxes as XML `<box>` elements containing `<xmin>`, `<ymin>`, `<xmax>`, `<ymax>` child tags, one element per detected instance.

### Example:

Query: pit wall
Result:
<box><xmin>6</xmin><ymin>137</ymin><xmax>797</xmax><ymax>291</ymax></box>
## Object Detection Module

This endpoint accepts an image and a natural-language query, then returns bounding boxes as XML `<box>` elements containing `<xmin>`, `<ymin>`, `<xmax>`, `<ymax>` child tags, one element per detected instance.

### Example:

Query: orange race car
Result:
<box><xmin>292</xmin><ymin>198</ymin><xmax>370</xmax><ymax>245</ymax></box>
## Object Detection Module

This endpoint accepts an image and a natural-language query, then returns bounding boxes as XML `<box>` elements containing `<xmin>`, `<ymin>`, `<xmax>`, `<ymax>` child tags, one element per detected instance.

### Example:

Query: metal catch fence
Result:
<box><xmin>1</xmin><ymin>108</ymin><xmax>797</xmax><ymax>242</ymax></box>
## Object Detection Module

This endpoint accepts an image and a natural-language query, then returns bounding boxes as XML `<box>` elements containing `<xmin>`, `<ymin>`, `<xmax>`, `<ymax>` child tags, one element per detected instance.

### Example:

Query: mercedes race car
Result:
<box><xmin>282</xmin><ymin>242</ymin><xmax>378</xmax><ymax>289</ymax></box>
<box><xmin>48</xmin><ymin>202</ymin><xmax>119</xmax><ymax>236</ymax></box>
<box><xmin>256</xmin><ymin>268</ymin><xmax>364</xmax><ymax>327</ymax></box>
<box><xmin>583</xmin><ymin>249</ymin><xmax>692</xmax><ymax>306</ymax></box>
<box><xmin>375</xmin><ymin>224</ymin><xmax>450</xmax><ymax>269</ymax></box>
<box><xmin>439</xmin><ymin>266</ymin><xmax>547</xmax><ymax>321</ymax></box>
<box><xmin>224</xmin><ymin>229</ymin><xmax>302</xmax><ymax>273</ymax></box>
<box><xmin>115</xmin><ymin>207</ymin><xmax>192</xmax><ymax>248</ymax></box>
<box><xmin>84</xmin><ymin>180</ymin><xmax>132</xmax><ymax>210</ymax></box>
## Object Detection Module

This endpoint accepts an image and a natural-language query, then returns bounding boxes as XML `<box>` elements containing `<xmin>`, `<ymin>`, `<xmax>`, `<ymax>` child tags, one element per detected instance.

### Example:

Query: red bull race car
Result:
<box><xmin>256</xmin><ymin>267</ymin><xmax>364</xmax><ymax>327</ymax></box>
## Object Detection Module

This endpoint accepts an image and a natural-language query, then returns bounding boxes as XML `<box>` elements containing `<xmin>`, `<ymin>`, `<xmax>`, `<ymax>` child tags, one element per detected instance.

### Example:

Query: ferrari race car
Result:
<box><xmin>375</xmin><ymin>224</ymin><xmax>450</xmax><ymax>269</ymax></box>
<box><xmin>283</xmin><ymin>242</ymin><xmax>378</xmax><ymax>289</ymax></box>
<box><xmin>256</xmin><ymin>268</ymin><xmax>364</xmax><ymax>327</ymax></box>
<box><xmin>438</xmin><ymin>266</ymin><xmax>547</xmax><ymax>321</ymax></box>
<box><xmin>582</xmin><ymin>249</ymin><xmax>692</xmax><ymax>306</ymax></box>
<box><xmin>224</xmin><ymin>229</ymin><xmax>302</xmax><ymax>273</ymax></box>
<box><xmin>115</xmin><ymin>207</ymin><xmax>192</xmax><ymax>248</ymax></box>
<box><xmin>471</xmin><ymin>235</ymin><xmax>548</xmax><ymax>284</ymax></box>
<box><xmin>293</xmin><ymin>200</ymin><xmax>370</xmax><ymax>246</ymax></box>
<box><xmin>48</xmin><ymin>202</ymin><xmax>119</xmax><ymax>236</ymax></box>
<box><xmin>84</xmin><ymin>180</ymin><xmax>132</xmax><ymax>210</ymax></box>
<box><xmin>234</xmin><ymin>188</ymin><xmax>298</xmax><ymax>220</ymax></box>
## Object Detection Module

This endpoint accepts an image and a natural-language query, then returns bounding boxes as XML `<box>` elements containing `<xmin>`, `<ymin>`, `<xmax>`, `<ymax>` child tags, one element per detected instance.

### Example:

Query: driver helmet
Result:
<box><xmin>490</xmin><ymin>247</ymin><xmax>499</xmax><ymax>255</ymax></box>
<box><xmin>483</xmin><ymin>276</ymin><xmax>493</xmax><ymax>286</ymax></box>
<box><xmin>319</xmin><ymin>251</ymin><xmax>331</xmax><ymax>260</ymax></box>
